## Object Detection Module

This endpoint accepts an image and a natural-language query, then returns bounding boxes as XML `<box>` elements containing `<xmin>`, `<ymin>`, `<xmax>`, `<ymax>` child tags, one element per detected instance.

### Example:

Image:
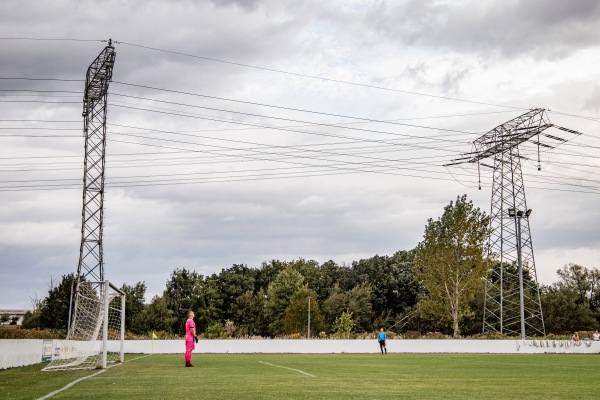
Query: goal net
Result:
<box><xmin>43</xmin><ymin>280</ymin><xmax>125</xmax><ymax>371</ymax></box>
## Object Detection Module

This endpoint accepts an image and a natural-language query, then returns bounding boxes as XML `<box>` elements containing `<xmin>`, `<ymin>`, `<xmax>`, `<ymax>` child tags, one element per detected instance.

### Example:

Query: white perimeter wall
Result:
<box><xmin>2</xmin><ymin>339</ymin><xmax>599</xmax><ymax>370</ymax></box>
<box><xmin>0</xmin><ymin>339</ymin><xmax>46</xmax><ymax>370</ymax></box>
<box><xmin>123</xmin><ymin>339</ymin><xmax>600</xmax><ymax>355</ymax></box>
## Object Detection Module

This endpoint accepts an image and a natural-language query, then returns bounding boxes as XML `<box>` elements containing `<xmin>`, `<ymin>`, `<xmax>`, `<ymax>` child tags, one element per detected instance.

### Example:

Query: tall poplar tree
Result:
<box><xmin>414</xmin><ymin>195</ymin><xmax>492</xmax><ymax>337</ymax></box>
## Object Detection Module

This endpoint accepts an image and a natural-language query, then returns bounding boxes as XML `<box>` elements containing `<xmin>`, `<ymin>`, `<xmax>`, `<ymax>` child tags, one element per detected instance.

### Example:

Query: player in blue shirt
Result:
<box><xmin>377</xmin><ymin>328</ymin><xmax>387</xmax><ymax>354</ymax></box>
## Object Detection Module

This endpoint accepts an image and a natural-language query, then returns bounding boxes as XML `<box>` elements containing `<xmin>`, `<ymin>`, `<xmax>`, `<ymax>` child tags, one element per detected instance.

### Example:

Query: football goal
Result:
<box><xmin>43</xmin><ymin>280</ymin><xmax>125</xmax><ymax>371</ymax></box>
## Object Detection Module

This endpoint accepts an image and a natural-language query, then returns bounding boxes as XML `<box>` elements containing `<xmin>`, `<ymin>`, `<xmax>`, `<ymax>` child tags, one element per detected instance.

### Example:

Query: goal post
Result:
<box><xmin>102</xmin><ymin>280</ymin><xmax>126</xmax><ymax>368</ymax></box>
<box><xmin>43</xmin><ymin>280</ymin><xmax>125</xmax><ymax>371</ymax></box>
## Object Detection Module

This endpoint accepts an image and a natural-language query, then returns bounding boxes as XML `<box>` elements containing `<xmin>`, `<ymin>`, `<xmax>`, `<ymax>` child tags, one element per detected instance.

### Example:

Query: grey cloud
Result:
<box><xmin>439</xmin><ymin>64</ymin><xmax>470</xmax><ymax>95</ymax></box>
<box><xmin>0</xmin><ymin>0</ymin><xmax>306</xmax><ymax>97</ymax></box>
<box><xmin>583</xmin><ymin>85</ymin><xmax>600</xmax><ymax>112</ymax></box>
<box><xmin>402</xmin><ymin>60</ymin><xmax>471</xmax><ymax>95</ymax></box>
<box><xmin>365</xmin><ymin>0</ymin><xmax>600</xmax><ymax>60</ymax></box>
<box><xmin>209</xmin><ymin>0</ymin><xmax>264</xmax><ymax>12</ymax></box>
<box><xmin>96</xmin><ymin>177</ymin><xmax>427</xmax><ymax>298</ymax></box>
<box><xmin>2</xmin><ymin>0</ymin><xmax>600</xmax><ymax>310</ymax></box>
<box><xmin>0</xmin><ymin>243</ymin><xmax>75</xmax><ymax>308</ymax></box>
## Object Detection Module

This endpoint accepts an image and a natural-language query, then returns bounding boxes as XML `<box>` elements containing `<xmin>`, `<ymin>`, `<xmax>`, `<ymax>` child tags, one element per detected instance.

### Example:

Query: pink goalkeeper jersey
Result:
<box><xmin>185</xmin><ymin>318</ymin><xmax>196</xmax><ymax>337</ymax></box>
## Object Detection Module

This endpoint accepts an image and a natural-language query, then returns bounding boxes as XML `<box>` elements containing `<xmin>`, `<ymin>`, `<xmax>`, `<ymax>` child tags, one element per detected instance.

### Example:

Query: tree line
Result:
<box><xmin>21</xmin><ymin>196</ymin><xmax>600</xmax><ymax>338</ymax></box>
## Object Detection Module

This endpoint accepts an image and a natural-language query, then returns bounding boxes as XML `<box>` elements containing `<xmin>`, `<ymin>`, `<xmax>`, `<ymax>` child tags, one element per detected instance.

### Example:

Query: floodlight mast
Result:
<box><xmin>446</xmin><ymin>108</ymin><xmax>581</xmax><ymax>338</ymax></box>
<box><xmin>72</xmin><ymin>40</ymin><xmax>116</xmax><ymax>319</ymax></box>
<box><xmin>508</xmin><ymin>207</ymin><xmax>532</xmax><ymax>340</ymax></box>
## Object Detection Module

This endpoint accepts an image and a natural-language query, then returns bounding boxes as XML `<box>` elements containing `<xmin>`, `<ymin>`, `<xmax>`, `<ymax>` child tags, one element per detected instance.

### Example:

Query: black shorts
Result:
<box><xmin>379</xmin><ymin>340</ymin><xmax>386</xmax><ymax>346</ymax></box>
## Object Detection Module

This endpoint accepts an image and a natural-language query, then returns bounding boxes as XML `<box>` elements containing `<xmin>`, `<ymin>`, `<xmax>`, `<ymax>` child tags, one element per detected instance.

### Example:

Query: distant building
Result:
<box><xmin>0</xmin><ymin>309</ymin><xmax>30</xmax><ymax>325</ymax></box>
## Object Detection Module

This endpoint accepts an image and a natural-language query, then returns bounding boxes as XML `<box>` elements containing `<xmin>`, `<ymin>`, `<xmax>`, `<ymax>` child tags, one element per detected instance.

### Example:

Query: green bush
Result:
<box><xmin>402</xmin><ymin>330</ymin><xmax>422</xmax><ymax>339</ymax></box>
<box><xmin>423</xmin><ymin>331</ymin><xmax>449</xmax><ymax>339</ymax></box>
<box><xmin>205</xmin><ymin>322</ymin><xmax>227</xmax><ymax>339</ymax></box>
<box><xmin>0</xmin><ymin>326</ymin><xmax>66</xmax><ymax>339</ymax></box>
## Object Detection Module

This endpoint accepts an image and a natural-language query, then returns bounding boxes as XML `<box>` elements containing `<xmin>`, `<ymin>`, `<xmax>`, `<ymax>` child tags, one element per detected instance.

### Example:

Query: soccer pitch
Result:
<box><xmin>1</xmin><ymin>353</ymin><xmax>597</xmax><ymax>399</ymax></box>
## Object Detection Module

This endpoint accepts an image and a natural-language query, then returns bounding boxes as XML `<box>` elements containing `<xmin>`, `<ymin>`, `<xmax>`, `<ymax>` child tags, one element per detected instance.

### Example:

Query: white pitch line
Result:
<box><xmin>36</xmin><ymin>370</ymin><xmax>106</xmax><ymax>400</ymax></box>
<box><xmin>37</xmin><ymin>354</ymin><xmax>151</xmax><ymax>399</ymax></box>
<box><xmin>258</xmin><ymin>361</ymin><xmax>316</xmax><ymax>378</ymax></box>
<box><xmin>123</xmin><ymin>354</ymin><xmax>152</xmax><ymax>364</ymax></box>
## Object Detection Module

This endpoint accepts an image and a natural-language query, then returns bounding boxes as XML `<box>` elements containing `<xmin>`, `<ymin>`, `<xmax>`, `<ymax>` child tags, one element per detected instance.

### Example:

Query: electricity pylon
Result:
<box><xmin>69</xmin><ymin>41</ymin><xmax>116</xmax><ymax>336</ymax></box>
<box><xmin>446</xmin><ymin>108</ymin><xmax>581</xmax><ymax>337</ymax></box>
<box><xmin>76</xmin><ymin>39</ymin><xmax>116</xmax><ymax>284</ymax></box>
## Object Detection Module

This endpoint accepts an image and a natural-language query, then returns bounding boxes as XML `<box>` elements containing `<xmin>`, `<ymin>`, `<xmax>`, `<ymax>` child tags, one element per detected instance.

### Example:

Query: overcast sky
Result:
<box><xmin>1</xmin><ymin>0</ymin><xmax>600</xmax><ymax>309</ymax></box>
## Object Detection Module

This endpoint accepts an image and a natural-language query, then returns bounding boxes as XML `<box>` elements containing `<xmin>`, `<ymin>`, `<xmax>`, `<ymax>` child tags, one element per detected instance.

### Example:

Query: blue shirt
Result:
<box><xmin>378</xmin><ymin>331</ymin><xmax>386</xmax><ymax>341</ymax></box>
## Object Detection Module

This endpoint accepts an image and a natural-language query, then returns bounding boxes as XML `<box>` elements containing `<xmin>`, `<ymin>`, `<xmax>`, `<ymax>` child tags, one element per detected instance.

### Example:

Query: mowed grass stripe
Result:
<box><xmin>1</xmin><ymin>353</ymin><xmax>598</xmax><ymax>400</ymax></box>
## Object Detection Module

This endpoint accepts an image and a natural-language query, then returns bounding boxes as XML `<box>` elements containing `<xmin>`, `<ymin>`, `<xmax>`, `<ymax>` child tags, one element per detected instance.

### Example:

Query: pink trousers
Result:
<box><xmin>185</xmin><ymin>337</ymin><xmax>195</xmax><ymax>364</ymax></box>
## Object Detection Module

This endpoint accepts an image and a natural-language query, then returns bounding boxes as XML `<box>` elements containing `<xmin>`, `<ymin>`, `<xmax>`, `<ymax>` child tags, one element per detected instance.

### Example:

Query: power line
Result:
<box><xmin>0</xmin><ymin>37</ymin><xmax>104</xmax><ymax>43</ymax></box>
<box><xmin>1</xmin><ymin>74</ymin><xmax>598</xmax><ymax>196</ymax></box>
<box><xmin>3</xmin><ymin>133</ymin><xmax>599</xmax><ymax>194</ymax></box>
<box><xmin>109</xmin><ymin>92</ymin><xmax>482</xmax><ymax>139</ymax></box>
<box><xmin>1</xmin><ymin>39</ymin><xmax>594</xmax><ymax>128</ymax></box>
<box><xmin>2</xmin><ymin>119</ymin><xmax>596</xmax><ymax>192</ymax></box>
<box><xmin>111</xmin><ymin>82</ymin><xmax>487</xmax><ymax>135</ymax></box>
<box><xmin>0</xmin><ymin>119</ymin><xmax>80</xmax><ymax>123</ymax></box>
<box><xmin>0</xmin><ymin>165</ymin><xmax>480</xmax><ymax>192</ymax></box>
<box><xmin>0</xmin><ymin>77</ymin><xmax>83</xmax><ymax>83</ymax></box>
<box><xmin>0</xmin><ymin>99</ymin><xmax>79</xmax><ymax>104</ymax></box>
<box><xmin>109</xmin><ymin>103</ymin><xmax>472</xmax><ymax>154</ymax></box>
<box><xmin>548</xmin><ymin>110</ymin><xmax>600</xmax><ymax>123</ymax></box>
<box><xmin>5</xmin><ymin>166</ymin><xmax>600</xmax><ymax>194</ymax></box>
<box><xmin>117</xmin><ymin>41</ymin><xmax>524</xmax><ymax>111</ymax></box>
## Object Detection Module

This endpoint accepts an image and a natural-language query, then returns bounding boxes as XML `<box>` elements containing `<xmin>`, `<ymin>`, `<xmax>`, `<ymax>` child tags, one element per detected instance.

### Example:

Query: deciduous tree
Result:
<box><xmin>210</xmin><ymin>264</ymin><xmax>256</xmax><ymax>321</ymax></box>
<box><xmin>39</xmin><ymin>273</ymin><xmax>78</xmax><ymax>330</ymax></box>
<box><xmin>232</xmin><ymin>288</ymin><xmax>268</xmax><ymax>337</ymax></box>
<box><xmin>323</xmin><ymin>283</ymin><xmax>373</xmax><ymax>332</ymax></box>
<box><xmin>120</xmin><ymin>281</ymin><xmax>147</xmax><ymax>333</ymax></box>
<box><xmin>282</xmin><ymin>287</ymin><xmax>324</xmax><ymax>336</ymax></box>
<box><xmin>164</xmin><ymin>268</ymin><xmax>203</xmax><ymax>333</ymax></box>
<box><xmin>351</xmin><ymin>250</ymin><xmax>419</xmax><ymax>329</ymax></box>
<box><xmin>193</xmin><ymin>276</ymin><xmax>223</xmax><ymax>334</ymax></box>
<box><xmin>414</xmin><ymin>195</ymin><xmax>492</xmax><ymax>337</ymax></box>
<box><xmin>135</xmin><ymin>295</ymin><xmax>177</xmax><ymax>333</ymax></box>
<box><xmin>332</xmin><ymin>310</ymin><xmax>354</xmax><ymax>338</ymax></box>
<box><xmin>556</xmin><ymin>263</ymin><xmax>595</xmax><ymax>304</ymax></box>
<box><xmin>264</xmin><ymin>266</ymin><xmax>304</xmax><ymax>335</ymax></box>
<box><xmin>541</xmin><ymin>284</ymin><xmax>597</xmax><ymax>334</ymax></box>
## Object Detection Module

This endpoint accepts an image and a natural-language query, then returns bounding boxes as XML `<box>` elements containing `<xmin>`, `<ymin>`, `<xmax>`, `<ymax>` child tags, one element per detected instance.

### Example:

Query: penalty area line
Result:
<box><xmin>258</xmin><ymin>361</ymin><xmax>316</xmax><ymax>378</ymax></box>
<box><xmin>37</xmin><ymin>355</ymin><xmax>151</xmax><ymax>400</ymax></box>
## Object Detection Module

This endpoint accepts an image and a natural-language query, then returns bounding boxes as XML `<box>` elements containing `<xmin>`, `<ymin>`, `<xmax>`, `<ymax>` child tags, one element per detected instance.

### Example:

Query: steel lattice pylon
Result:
<box><xmin>446</xmin><ymin>108</ymin><xmax>581</xmax><ymax>337</ymax></box>
<box><xmin>75</xmin><ymin>41</ymin><xmax>116</xmax><ymax>291</ymax></box>
<box><xmin>480</xmin><ymin>110</ymin><xmax>547</xmax><ymax>337</ymax></box>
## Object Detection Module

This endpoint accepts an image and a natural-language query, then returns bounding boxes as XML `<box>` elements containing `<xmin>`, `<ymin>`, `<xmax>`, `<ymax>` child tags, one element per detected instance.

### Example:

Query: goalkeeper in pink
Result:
<box><xmin>185</xmin><ymin>310</ymin><xmax>198</xmax><ymax>367</ymax></box>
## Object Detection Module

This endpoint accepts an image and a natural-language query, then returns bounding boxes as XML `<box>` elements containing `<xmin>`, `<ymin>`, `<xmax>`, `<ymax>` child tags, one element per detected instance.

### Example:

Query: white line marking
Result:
<box><xmin>36</xmin><ymin>370</ymin><xmax>106</xmax><ymax>400</ymax></box>
<box><xmin>37</xmin><ymin>354</ymin><xmax>151</xmax><ymax>399</ymax></box>
<box><xmin>258</xmin><ymin>361</ymin><xmax>316</xmax><ymax>378</ymax></box>
<box><xmin>123</xmin><ymin>354</ymin><xmax>151</xmax><ymax>364</ymax></box>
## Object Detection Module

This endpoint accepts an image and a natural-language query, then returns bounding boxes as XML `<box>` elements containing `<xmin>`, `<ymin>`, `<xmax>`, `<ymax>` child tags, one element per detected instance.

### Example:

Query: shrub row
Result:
<box><xmin>3</xmin><ymin>326</ymin><xmax>586</xmax><ymax>341</ymax></box>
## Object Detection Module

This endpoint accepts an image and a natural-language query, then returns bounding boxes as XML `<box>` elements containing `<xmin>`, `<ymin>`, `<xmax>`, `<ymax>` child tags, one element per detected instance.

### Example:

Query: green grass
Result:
<box><xmin>1</xmin><ymin>353</ymin><xmax>598</xmax><ymax>399</ymax></box>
